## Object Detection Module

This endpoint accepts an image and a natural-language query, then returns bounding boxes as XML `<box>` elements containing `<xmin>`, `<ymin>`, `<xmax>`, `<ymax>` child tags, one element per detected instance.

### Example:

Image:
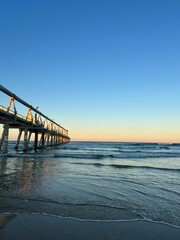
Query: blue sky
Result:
<box><xmin>0</xmin><ymin>0</ymin><xmax>180</xmax><ymax>142</ymax></box>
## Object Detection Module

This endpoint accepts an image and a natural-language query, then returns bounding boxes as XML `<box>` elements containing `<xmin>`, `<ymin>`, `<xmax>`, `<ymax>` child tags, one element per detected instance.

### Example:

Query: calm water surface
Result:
<box><xmin>0</xmin><ymin>141</ymin><xmax>180</xmax><ymax>227</ymax></box>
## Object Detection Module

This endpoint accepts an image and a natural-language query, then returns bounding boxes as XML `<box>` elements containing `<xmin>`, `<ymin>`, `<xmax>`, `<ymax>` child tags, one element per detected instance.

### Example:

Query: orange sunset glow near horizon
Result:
<box><xmin>1</xmin><ymin>125</ymin><xmax>180</xmax><ymax>144</ymax></box>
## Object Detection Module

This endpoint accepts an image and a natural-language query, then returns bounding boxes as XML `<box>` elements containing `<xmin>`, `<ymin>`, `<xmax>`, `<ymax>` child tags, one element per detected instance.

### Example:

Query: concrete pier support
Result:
<box><xmin>41</xmin><ymin>133</ymin><xmax>45</xmax><ymax>147</ymax></box>
<box><xmin>39</xmin><ymin>132</ymin><xmax>45</xmax><ymax>148</ymax></box>
<box><xmin>23</xmin><ymin>128</ymin><xmax>28</xmax><ymax>151</ymax></box>
<box><xmin>34</xmin><ymin>131</ymin><xmax>38</xmax><ymax>149</ymax></box>
<box><xmin>28</xmin><ymin>132</ymin><xmax>32</xmax><ymax>144</ymax></box>
<box><xmin>47</xmin><ymin>134</ymin><xmax>49</xmax><ymax>147</ymax></box>
<box><xmin>15</xmin><ymin>129</ymin><xmax>23</xmax><ymax>149</ymax></box>
<box><xmin>0</xmin><ymin>123</ymin><xmax>9</xmax><ymax>153</ymax></box>
<box><xmin>44</xmin><ymin>134</ymin><xmax>47</xmax><ymax>147</ymax></box>
<box><xmin>50</xmin><ymin>135</ymin><xmax>53</xmax><ymax>146</ymax></box>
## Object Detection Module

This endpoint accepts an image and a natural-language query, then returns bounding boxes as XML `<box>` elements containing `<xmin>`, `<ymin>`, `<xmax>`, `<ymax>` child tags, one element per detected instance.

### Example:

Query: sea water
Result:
<box><xmin>0</xmin><ymin>141</ymin><xmax>179</xmax><ymax>227</ymax></box>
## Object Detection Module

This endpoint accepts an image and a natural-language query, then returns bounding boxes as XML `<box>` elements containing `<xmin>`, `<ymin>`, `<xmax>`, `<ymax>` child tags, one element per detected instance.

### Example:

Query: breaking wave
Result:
<box><xmin>5</xmin><ymin>151</ymin><xmax>180</xmax><ymax>159</ymax></box>
<box><xmin>71</xmin><ymin>162</ymin><xmax>180</xmax><ymax>172</ymax></box>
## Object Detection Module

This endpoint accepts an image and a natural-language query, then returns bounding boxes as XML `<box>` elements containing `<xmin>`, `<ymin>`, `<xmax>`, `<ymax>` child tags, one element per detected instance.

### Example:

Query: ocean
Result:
<box><xmin>0</xmin><ymin>141</ymin><xmax>180</xmax><ymax>227</ymax></box>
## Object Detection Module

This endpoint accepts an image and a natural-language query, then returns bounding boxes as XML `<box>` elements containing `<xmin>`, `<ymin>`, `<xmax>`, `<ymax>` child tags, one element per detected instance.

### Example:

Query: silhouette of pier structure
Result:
<box><xmin>0</xmin><ymin>85</ymin><xmax>70</xmax><ymax>153</ymax></box>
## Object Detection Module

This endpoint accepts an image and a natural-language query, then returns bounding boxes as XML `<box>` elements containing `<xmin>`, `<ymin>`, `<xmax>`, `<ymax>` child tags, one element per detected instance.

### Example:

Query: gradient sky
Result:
<box><xmin>0</xmin><ymin>0</ymin><xmax>180</xmax><ymax>142</ymax></box>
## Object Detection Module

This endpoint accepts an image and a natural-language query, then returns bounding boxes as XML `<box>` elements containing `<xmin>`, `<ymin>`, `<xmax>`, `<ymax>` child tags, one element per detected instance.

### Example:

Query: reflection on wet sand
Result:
<box><xmin>0</xmin><ymin>156</ymin><xmax>49</xmax><ymax>194</ymax></box>
<box><xmin>0</xmin><ymin>156</ymin><xmax>53</xmax><ymax>214</ymax></box>
<box><xmin>0</xmin><ymin>213</ymin><xmax>15</xmax><ymax>229</ymax></box>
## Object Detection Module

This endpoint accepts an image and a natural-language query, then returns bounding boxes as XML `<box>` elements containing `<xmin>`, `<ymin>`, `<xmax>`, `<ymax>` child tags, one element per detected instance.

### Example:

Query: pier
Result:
<box><xmin>0</xmin><ymin>85</ymin><xmax>70</xmax><ymax>153</ymax></box>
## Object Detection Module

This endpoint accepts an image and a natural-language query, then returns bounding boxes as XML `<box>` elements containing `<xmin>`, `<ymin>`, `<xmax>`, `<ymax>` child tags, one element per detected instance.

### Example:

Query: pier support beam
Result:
<box><xmin>15</xmin><ymin>129</ymin><xmax>23</xmax><ymax>149</ymax></box>
<box><xmin>50</xmin><ymin>135</ymin><xmax>53</xmax><ymax>146</ymax></box>
<box><xmin>1</xmin><ymin>123</ymin><xmax>9</xmax><ymax>153</ymax></box>
<box><xmin>28</xmin><ymin>131</ymin><xmax>32</xmax><ymax>144</ymax></box>
<box><xmin>47</xmin><ymin>134</ymin><xmax>49</xmax><ymax>147</ymax></box>
<box><xmin>23</xmin><ymin>128</ymin><xmax>28</xmax><ymax>151</ymax></box>
<box><xmin>34</xmin><ymin>131</ymin><xmax>38</xmax><ymax>149</ymax></box>
<box><xmin>39</xmin><ymin>132</ymin><xmax>45</xmax><ymax>148</ymax></box>
<box><xmin>41</xmin><ymin>132</ymin><xmax>45</xmax><ymax>147</ymax></box>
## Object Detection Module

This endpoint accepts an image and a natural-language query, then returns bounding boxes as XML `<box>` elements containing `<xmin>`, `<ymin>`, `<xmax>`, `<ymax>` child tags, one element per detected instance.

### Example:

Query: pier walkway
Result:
<box><xmin>0</xmin><ymin>85</ymin><xmax>70</xmax><ymax>153</ymax></box>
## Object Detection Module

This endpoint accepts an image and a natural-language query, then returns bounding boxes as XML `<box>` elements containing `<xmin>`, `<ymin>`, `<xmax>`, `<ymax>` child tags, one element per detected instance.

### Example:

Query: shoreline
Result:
<box><xmin>0</xmin><ymin>213</ymin><xmax>180</xmax><ymax>240</ymax></box>
<box><xmin>1</xmin><ymin>211</ymin><xmax>180</xmax><ymax>229</ymax></box>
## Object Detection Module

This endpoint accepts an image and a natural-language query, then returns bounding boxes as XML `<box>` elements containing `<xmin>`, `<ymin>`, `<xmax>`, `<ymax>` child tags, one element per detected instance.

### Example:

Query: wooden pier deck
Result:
<box><xmin>0</xmin><ymin>85</ymin><xmax>70</xmax><ymax>153</ymax></box>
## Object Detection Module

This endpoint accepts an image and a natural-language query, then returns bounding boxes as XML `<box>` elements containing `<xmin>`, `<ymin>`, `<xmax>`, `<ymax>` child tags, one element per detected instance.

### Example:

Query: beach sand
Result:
<box><xmin>0</xmin><ymin>214</ymin><xmax>179</xmax><ymax>240</ymax></box>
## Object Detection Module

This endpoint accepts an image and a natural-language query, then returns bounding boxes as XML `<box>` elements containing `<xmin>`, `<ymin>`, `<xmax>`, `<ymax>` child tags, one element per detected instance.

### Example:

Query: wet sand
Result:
<box><xmin>0</xmin><ymin>214</ymin><xmax>180</xmax><ymax>240</ymax></box>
